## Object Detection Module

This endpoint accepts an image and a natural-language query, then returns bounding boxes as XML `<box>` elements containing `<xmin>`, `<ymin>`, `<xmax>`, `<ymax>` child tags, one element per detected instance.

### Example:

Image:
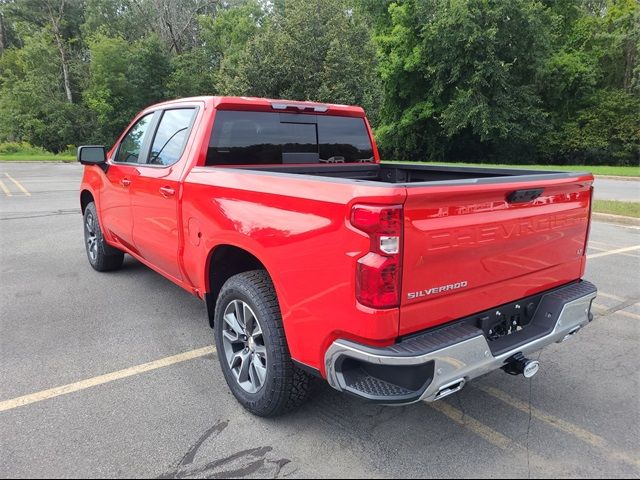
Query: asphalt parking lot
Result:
<box><xmin>1</xmin><ymin>162</ymin><xmax>639</xmax><ymax>478</ymax></box>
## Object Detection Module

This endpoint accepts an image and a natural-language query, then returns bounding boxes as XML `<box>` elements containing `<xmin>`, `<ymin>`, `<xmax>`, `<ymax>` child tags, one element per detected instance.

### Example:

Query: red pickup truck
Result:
<box><xmin>78</xmin><ymin>96</ymin><xmax>597</xmax><ymax>416</ymax></box>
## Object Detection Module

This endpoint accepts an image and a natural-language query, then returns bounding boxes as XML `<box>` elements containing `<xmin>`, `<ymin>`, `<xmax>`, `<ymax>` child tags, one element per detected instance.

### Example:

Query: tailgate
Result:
<box><xmin>400</xmin><ymin>174</ymin><xmax>593</xmax><ymax>336</ymax></box>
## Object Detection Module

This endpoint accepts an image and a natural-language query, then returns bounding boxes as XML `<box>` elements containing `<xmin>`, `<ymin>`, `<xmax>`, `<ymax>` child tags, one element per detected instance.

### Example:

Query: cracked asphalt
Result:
<box><xmin>1</xmin><ymin>162</ymin><xmax>639</xmax><ymax>478</ymax></box>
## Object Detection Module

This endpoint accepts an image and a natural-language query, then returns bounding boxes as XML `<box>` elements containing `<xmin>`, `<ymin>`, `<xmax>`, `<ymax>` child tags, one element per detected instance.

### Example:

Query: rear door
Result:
<box><xmin>400</xmin><ymin>174</ymin><xmax>593</xmax><ymax>335</ymax></box>
<box><xmin>130</xmin><ymin>106</ymin><xmax>198</xmax><ymax>281</ymax></box>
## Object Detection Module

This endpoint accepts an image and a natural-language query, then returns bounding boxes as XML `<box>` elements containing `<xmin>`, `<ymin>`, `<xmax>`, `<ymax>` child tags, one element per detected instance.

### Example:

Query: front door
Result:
<box><xmin>101</xmin><ymin>113</ymin><xmax>155</xmax><ymax>250</ymax></box>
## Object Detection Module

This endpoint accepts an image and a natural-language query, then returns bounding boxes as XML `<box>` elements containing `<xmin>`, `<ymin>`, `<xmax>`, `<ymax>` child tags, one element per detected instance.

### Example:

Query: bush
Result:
<box><xmin>0</xmin><ymin>141</ymin><xmax>46</xmax><ymax>155</ymax></box>
<box><xmin>59</xmin><ymin>145</ymin><xmax>77</xmax><ymax>157</ymax></box>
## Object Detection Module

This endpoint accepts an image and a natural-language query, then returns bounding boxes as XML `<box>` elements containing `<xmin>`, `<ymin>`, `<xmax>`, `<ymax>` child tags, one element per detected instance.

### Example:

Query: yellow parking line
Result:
<box><xmin>588</xmin><ymin>245</ymin><xmax>640</xmax><ymax>257</ymax></box>
<box><xmin>614</xmin><ymin>309</ymin><xmax>640</xmax><ymax>320</ymax></box>
<box><xmin>594</xmin><ymin>302</ymin><xmax>640</xmax><ymax>320</ymax></box>
<box><xmin>589</xmin><ymin>240</ymin><xmax>623</xmax><ymax>248</ymax></box>
<box><xmin>429</xmin><ymin>401</ymin><xmax>516</xmax><ymax>451</ymax></box>
<box><xmin>587</xmin><ymin>245</ymin><xmax>640</xmax><ymax>259</ymax></box>
<box><xmin>0</xmin><ymin>346</ymin><xmax>215</xmax><ymax>413</ymax></box>
<box><xmin>429</xmin><ymin>401</ymin><xmax>551</xmax><ymax>466</ymax></box>
<box><xmin>597</xmin><ymin>291</ymin><xmax>625</xmax><ymax>302</ymax></box>
<box><xmin>4</xmin><ymin>172</ymin><xmax>30</xmax><ymax>196</ymax></box>
<box><xmin>0</xmin><ymin>177</ymin><xmax>11</xmax><ymax>196</ymax></box>
<box><xmin>478</xmin><ymin>386</ymin><xmax>640</xmax><ymax>468</ymax></box>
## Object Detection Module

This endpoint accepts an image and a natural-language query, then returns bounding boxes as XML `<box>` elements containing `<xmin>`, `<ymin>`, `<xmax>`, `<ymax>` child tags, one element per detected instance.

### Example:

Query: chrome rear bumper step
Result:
<box><xmin>324</xmin><ymin>280</ymin><xmax>597</xmax><ymax>404</ymax></box>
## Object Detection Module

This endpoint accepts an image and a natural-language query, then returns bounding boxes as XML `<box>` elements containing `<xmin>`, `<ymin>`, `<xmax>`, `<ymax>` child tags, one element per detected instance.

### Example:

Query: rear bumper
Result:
<box><xmin>324</xmin><ymin>280</ymin><xmax>597</xmax><ymax>404</ymax></box>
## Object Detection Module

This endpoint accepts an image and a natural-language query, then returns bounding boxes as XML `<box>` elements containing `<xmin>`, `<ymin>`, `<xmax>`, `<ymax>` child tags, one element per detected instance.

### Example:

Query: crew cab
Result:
<box><xmin>78</xmin><ymin>96</ymin><xmax>597</xmax><ymax>416</ymax></box>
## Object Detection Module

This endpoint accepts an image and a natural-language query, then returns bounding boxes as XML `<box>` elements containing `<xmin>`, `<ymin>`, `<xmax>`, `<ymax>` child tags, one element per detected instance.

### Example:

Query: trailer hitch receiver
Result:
<box><xmin>502</xmin><ymin>353</ymin><xmax>540</xmax><ymax>378</ymax></box>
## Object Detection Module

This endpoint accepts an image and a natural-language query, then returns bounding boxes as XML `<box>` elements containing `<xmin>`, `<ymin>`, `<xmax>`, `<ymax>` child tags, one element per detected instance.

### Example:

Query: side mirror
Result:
<box><xmin>77</xmin><ymin>145</ymin><xmax>107</xmax><ymax>165</ymax></box>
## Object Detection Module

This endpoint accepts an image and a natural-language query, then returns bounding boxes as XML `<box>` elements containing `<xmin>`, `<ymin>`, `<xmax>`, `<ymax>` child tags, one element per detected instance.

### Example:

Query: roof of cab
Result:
<box><xmin>148</xmin><ymin>96</ymin><xmax>366</xmax><ymax>117</ymax></box>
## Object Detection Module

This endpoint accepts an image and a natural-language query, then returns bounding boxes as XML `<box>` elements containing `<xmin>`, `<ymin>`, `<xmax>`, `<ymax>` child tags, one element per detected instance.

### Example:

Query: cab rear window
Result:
<box><xmin>206</xmin><ymin>111</ymin><xmax>373</xmax><ymax>165</ymax></box>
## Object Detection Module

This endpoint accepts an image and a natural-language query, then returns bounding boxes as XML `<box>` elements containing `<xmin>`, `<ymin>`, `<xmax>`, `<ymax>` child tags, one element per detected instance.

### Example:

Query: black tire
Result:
<box><xmin>214</xmin><ymin>270</ymin><xmax>312</xmax><ymax>417</ymax></box>
<box><xmin>83</xmin><ymin>202</ymin><xmax>124</xmax><ymax>272</ymax></box>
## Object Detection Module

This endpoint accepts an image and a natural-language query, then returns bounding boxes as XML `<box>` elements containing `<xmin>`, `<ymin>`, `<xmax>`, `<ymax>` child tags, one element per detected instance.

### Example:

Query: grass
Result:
<box><xmin>0</xmin><ymin>152</ymin><xmax>75</xmax><ymax>162</ymax></box>
<box><xmin>386</xmin><ymin>160</ymin><xmax>640</xmax><ymax>177</ymax></box>
<box><xmin>0</xmin><ymin>142</ymin><xmax>76</xmax><ymax>162</ymax></box>
<box><xmin>592</xmin><ymin>200</ymin><xmax>640</xmax><ymax>218</ymax></box>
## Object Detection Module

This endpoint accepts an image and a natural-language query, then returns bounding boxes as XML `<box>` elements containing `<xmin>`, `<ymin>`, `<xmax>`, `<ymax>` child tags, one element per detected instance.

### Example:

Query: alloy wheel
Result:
<box><xmin>221</xmin><ymin>299</ymin><xmax>268</xmax><ymax>393</ymax></box>
<box><xmin>85</xmin><ymin>212</ymin><xmax>98</xmax><ymax>262</ymax></box>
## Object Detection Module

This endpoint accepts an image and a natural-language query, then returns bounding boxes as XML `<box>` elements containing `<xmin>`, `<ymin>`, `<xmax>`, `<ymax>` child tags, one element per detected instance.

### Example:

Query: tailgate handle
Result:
<box><xmin>507</xmin><ymin>188</ymin><xmax>544</xmax><ymax>204</ymax></box>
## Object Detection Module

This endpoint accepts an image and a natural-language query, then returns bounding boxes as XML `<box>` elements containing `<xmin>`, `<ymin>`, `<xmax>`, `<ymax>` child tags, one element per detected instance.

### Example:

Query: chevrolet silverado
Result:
<box><xmin>78</xmin><ymin>96</ymin><xmax>597</xmax><ymax>416</ymax></box>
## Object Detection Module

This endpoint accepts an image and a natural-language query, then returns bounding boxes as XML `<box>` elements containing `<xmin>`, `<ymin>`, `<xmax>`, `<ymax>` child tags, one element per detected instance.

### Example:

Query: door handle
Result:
<box><xmin>159</xmin><ymin>186</ymin><xmax>175</xmax><ymax>197</ymax></box>
<box><xmin>120</xmin><ymin>178</ymin><xmax>131</xmax><ymax>187</ymax></box>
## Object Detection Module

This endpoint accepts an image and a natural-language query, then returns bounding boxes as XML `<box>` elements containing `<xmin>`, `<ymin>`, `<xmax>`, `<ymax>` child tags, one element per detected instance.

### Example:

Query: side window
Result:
<box><xmin>115</xmin><ymin>113</ymin><xmax>154</xmax><ymax>164</ymax></box>
<box><xmin>148</xmin><ymin>108</ymin><xmax>196</xmax><ymax>166</ymax></box>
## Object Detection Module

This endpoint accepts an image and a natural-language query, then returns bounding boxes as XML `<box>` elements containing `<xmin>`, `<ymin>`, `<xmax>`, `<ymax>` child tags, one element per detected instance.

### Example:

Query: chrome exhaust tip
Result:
<box><xmin>435</xmin><ymin>378</ymin><xmax>466</xmax><ymax>400</ymax></box>
<box><xmin>559</xmin><ymin>325</ymin><xmax>582</xmax><ymax>343</ymax></box>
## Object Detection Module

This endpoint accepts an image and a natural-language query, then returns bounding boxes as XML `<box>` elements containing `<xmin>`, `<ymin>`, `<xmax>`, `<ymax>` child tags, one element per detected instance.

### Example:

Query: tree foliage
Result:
<box><xmin>84</xmin><ymin>33</ymin><xmax>171</xmax><ymax>142</ymax></box>
<box><xmin>373</xmin><ymin>0</ymin><xmax>638</xmax><ymax>164</ymax></box>
<box><xmin>0</xmin><ymin>0</ymin><xmax>637</xmax><ymax>164</ymax></box>
<box><xmin>218</xmin><ymin>0</ymin><xmax>381</xmax><ymax>122</ymax></box>
<box><xmin>0</xmin><ymin>28</ymin><xmax>90</xmax><ymax>152</ymax></box>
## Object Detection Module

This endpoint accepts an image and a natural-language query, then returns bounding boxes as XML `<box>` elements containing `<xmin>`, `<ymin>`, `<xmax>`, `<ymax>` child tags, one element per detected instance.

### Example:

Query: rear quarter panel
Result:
<box><xmin>181</xmin><ymin>167</ymin><xmax>406</xmax><ymax>372</ymax></box>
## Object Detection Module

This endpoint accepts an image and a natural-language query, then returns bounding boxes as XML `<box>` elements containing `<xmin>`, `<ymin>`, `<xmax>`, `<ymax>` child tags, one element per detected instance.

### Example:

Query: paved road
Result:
<box><xmin>593</xmin><ymin>177</ymin><xmax>639</xmax><ymax>202</ymax></box>
<box><xmin>1</xmin><ymin>162</ymin><xmax>639</xmax><ymax>478</ymax></box>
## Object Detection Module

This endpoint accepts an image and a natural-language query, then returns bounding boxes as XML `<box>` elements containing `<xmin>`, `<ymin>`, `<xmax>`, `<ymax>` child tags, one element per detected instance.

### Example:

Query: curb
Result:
<box><xmin>592</xmin><ymin>212</ymin><xmax>640</xmax><ymax>227</ymax></box>
<box><xmin>594</xmin><ymin>175</ymin><xmax>640</xmax><ymax>181</ymax></box>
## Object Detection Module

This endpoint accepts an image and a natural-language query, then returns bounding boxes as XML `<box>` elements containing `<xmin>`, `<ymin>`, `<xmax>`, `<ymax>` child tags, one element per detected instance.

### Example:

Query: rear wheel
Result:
<box><xmin>83</xmin><ymin>202</ymin><xmax>124</xmax><ymax>271</ymax></box>
<box><xmin>214</xmin><ymin>270</ymin><xmax>312</xmax><ymax>416</ymax></box>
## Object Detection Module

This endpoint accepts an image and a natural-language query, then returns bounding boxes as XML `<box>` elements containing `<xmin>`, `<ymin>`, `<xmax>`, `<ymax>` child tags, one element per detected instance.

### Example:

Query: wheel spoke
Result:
<box><xmin>250</xmin><ymin>318</ymin><xmax>262</xmax><ymax>338</ymax></box>
<box><xmin>251</xmin><ymin>356</ymin><xmax>267</xmax><ymax>387</ymax></box>
<box><xmin>86</xmin><ymin>234</ymin><xmax>97</xmax><ymax>260</ymax></box>
<box><xmin>223</xmin><ymin>304</ymin><xmax>245</xmax><ymax>337</ymax></box>
<box><xmin>233</xmin><ymin>300</ymin><xmax>245</xmax><ymax>330</ymax></box>
<box><xmin>254</xmin><ymin>344</ymin><xmax>267</xmax><ymax>356</ymax></box>
<box><xmin>243</xmin><ymin>303</ymin><xmax>256</xmax><ymax>335</ymax></box>
<box><xmin>86</xmin><ymin>214</ymin><xmax>95</xmax><ymax>234</ymax></box>
<box><xmin>222</xmin><ymin>328</ymin><xmax>241</xmax><ymax>344</ymax></box>
<box><xmin>235</xmin><ymin>350</ymin><xmax>251</xmax><ymax>383</ymax></box>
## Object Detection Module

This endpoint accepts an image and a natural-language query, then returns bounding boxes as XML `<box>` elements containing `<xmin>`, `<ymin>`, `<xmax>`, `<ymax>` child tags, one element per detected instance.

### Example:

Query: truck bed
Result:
<box><xmin>227</xmin><ymin>162</ymin><xmax>586</xmax><ymax>185</ymax></box>
<box><xmin>186</xmin><ymin>158</ymin><xmax>592</xmax><ymax>361</ymax></box>
<box><xmin>202</xmin><ymin>161</ymin><xmax>593</xmax><ymax>337</ymax></box>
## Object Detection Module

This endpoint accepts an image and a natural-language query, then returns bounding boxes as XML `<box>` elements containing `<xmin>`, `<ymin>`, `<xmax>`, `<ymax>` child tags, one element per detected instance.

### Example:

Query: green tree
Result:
<box><xmin>82</xmin><ymin>0</ymin><xmax>149</xmax><ymax>42</ymax></box>
<box><xmin>538</xmin><ymin>0</ymin><xmax>639</xmax><ymax>164</ymax></box>
<box><xmin>375</xmin><ymin>0</ymin><xmax>554</xmax><ymax>161</ymax></box>
<box><xmin>0</xmin><ymin>0</ymin><xmax>637</xmax><ymax>164</ymax></box>
<box><xmin>199</xmin><ymin>0</ymin><xmax>264</xmax><ymax>96</ymax></box>
<box><xmin>0</xmin><ymin>29</ymin><xmax>91</xmax><ymax>151</ymax></box>
<box><xmin>223</xmin><ymin>0</ymin><xmax>381</xmax><ymax>122</ymax></box>
<box><xmin>166</xmin><ymin>1</ymin><xmax>264</xmax><ymax>98</ymax></box>
<box><xmin>166</xmin><ymin>47</ymin><xmax>217</xmax><ymax>98</ymax></box>
<box><xmin>2</xmin><ymin>0</ymin><xmax>86</xmax><ymax>103</ymax></box>
<box><xmin>545</xmin><ymin>89</ymin><xmax>640</xmax><ymax>164</ymax></box>
<box><xmin>84</xmin><ymin>33</ymin><xmax>171</xmax><ymax>144</ymax></box>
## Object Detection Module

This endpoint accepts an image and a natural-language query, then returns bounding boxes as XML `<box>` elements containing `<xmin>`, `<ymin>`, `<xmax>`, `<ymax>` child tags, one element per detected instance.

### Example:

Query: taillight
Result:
<box><xmin>351</xmin><ymin>204</ymin><xmax>403</xmax><ymax>309</ymax></box>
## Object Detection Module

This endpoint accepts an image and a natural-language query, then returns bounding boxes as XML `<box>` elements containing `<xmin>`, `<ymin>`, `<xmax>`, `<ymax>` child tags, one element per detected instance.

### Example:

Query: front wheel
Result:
<box><xmin>83</xmin><ymin>202</ymin><xmax>124</xmax><ymax>272</ymax></box>
<box><xmin>214</xmin><ymin>270</ymin><xmax>312</xmax><ymax>416</ymax></box>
